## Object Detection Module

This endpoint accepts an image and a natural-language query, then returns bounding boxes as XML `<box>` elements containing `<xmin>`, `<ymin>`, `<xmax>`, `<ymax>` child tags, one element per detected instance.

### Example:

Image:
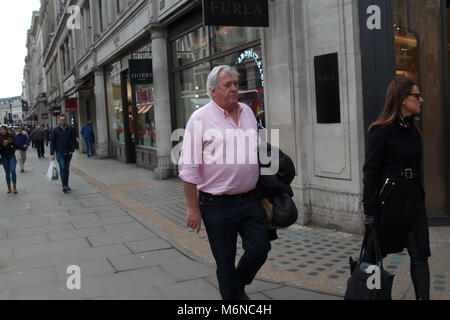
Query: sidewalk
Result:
<box><xmin>0</xmin><ymin>149</ymin><xmax>340</xmax><ymax>300</ymax></box>
<box><xmin>70</xmin><ymin>152</ymin><xmax>450</xmax><ymax>300</ymax></box>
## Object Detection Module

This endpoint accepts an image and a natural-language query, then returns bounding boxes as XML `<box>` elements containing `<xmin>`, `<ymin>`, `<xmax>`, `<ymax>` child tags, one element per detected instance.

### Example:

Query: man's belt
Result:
<box><xmin>199</xmin><ymin>190</ymin><xmax>254</xmax><ymax>201</ymax></box>
<box><xmin>382</xmin><ymin>168</ymin><xmax>421</xmax><ymax>180</ymax></box>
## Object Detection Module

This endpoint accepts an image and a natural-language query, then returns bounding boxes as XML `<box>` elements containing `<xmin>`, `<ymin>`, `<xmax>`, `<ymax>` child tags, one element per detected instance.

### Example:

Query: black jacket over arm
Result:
<box><xmin>362</xmin><ymin>122</ymin><xmax>430</xmax><ymax>258</ymax></box>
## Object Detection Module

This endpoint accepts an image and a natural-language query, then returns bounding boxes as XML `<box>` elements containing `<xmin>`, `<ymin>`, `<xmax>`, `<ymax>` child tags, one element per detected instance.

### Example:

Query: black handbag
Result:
<box><xmin>344</xmin><ymin>226</ymin><xmax>395</xmax><ymax>300</ymax></box>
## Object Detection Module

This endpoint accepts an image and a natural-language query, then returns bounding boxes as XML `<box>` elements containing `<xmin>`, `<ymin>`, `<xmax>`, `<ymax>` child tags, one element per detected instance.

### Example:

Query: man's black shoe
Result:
<box><xmin>63</xmin><ymin>187</ymin><xmax>68</xmax><ymax>193</ymax></box>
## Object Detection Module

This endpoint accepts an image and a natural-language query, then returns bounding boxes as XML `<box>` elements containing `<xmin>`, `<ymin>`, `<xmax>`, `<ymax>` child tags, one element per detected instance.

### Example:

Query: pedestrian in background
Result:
<box><xmin>30</xmin><ymin>124</ymin><xmax>46</xmax><ymax>158</ymax></box>
<box><xmin>80</xmin><ymin>120</ymin><xmax>95</xmax><ymax>158</ymax></box>
<box><xmin>363</xmin><ymin>76</ymin><xmax>431</xmax><ymax>300</ymax></box>
<box><xmin>0</xmin><ymin>124</ymin><xmax>18</xmax><ymax>194</ymax></box>
<box><xmin>44</xmin><ymin>125</ymin><xmax>50</xmax><ymax>147</ymax></box>
<box><xmin>14</xmin><ymin>127</ymin><xmax>30</xmax><ymax>173</ymax></box>
<box><xmin>50</xmin><ymin>114</ymin><xmax>77</xmax><ymax>193</ymax></box>
<box><xmin>179</xmin><ymin>66</ymin><xmax>270</xmax><ymax>300</ymax></box>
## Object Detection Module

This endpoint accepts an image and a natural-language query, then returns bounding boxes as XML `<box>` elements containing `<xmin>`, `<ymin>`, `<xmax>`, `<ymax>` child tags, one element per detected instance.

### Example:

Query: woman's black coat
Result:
<box><xmin>362</xmin><ymin>120</ymin><xmax>431</xmax><ymax>258</ymax></box>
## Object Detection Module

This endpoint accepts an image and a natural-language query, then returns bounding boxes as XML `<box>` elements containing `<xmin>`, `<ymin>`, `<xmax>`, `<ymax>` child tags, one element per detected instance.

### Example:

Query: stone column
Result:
<box><xmin>94</xmin><ymin>69</ymin><xmax>109</xmax><ymax>158</ymax></box>
<box><xmin>151</xmin><ymin>28</ymin><xmax>175</xmax><ymax>180</ymax></box>
<box><xmin>90</xmin><ymin>0</ymin><xmax>100</xmax><ymax>40</ymax></box>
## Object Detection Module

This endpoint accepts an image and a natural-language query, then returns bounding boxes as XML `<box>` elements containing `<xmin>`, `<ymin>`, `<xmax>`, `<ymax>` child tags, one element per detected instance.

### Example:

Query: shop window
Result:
<box><xmin>173</xmin><ymin>26</ymin><xmax>210</xmax><ymax>67</ymax></box>
<box><xmin>171</xmin><ymin>25</ymin><xmax>263</xmax><ymax>129</ymax></box>
<box><xmin>174</xmin><ymin>62</ymin><xmax>210</xmax><ymax>129</ymax></box>
<box><xmin>212</xmin><ymin>46</ymin><xmax>265</xmax><ymax>128</ymax></box>
<box><xmin>135</xmin><ymin>84</ymin><xmax>156</xmax><ymax>148</ymax></box>
<box><xmin>211</xmin><ymin>26</ymin><xmax>261</xmax><ymax>54</ymax></box>
<box><xmin>394</xmin><ymin>0</ymin><xmax>448</xmax><ymax>218</ymax></box>
<box><xmin>105</xmin><ymin>61</ymin><xmax>125</xmax><ymax>144</ymax></box>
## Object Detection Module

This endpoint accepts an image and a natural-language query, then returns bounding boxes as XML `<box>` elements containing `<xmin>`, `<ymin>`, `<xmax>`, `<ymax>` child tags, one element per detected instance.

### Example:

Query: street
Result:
<box><xmin>0</xmin><ymin>147</ymin><xmax>342</xmax><ymax>300</ymax></box>
<box><xmin>0</xmin><ymin>147</ymin><xmax>448</xmax><ymax>300</ymax></box>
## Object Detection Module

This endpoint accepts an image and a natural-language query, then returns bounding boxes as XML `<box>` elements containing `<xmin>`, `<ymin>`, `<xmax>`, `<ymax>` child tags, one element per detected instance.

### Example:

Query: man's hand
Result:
<box><xmin>51</xmin><ymin>155</ymin><xmax>56</xmax><ymax>161</ymax></box>
<box><xmin>187</xmin><ymin>207</ymin><xmax>202</xmax><ymax>233</ymax></box>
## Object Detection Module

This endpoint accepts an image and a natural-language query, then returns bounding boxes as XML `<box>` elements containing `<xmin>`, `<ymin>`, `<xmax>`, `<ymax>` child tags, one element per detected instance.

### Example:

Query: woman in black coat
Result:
<box><xmin>362</xmin><ymin>76</ymin><xmax>431</xmax><ymax>300</ymax></box>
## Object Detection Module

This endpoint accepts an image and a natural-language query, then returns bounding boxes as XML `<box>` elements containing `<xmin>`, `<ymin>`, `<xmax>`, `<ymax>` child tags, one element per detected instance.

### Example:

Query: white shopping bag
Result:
<box><xmin>47</xmin><ymin>161</ymin><xmax>59</xmax><ymax>182</ymax></box>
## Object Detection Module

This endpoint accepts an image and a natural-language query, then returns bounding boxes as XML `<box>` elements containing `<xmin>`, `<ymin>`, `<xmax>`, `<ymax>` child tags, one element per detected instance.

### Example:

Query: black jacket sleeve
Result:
<box><xmin>362</xmin><ymin>126</ymin><xmax>388</xmax><ymax>216</ymax></box>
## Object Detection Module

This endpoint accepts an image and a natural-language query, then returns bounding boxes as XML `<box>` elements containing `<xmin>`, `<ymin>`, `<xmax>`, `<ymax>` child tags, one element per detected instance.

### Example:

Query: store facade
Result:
<box><xmin>104</xmin><ymin>40</ymin><xmax>158</xmax><ymax>168</ymax></box>
<box><xmin>167</xmin><ymin>7</ymin><xmax>265</xmax><ymax>130</ymax></box>
<box><xmin>360</xmin><ymin>0</ymin><xmax>450</xmax><ymax>224</ymax></box>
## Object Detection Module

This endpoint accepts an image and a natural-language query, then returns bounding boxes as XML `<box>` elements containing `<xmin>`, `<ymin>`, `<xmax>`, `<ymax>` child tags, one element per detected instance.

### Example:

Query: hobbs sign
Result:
<box><xmin>203</xmin><ymin>0</ymin><xmax>269</xmax><ymax>27</ymax></box>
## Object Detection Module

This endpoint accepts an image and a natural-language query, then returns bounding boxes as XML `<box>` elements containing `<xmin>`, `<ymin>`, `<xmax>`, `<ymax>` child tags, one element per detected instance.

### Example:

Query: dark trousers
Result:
<box><xmin>199</xmin><ymin>191</ymin><xmax>271</xmax><ymax>300</ymax></box>
<box><xmin>35</xmin><ymin>140</ymin><xmax>45</xmax><ymax>158</ymax></box>
<box><xmin>85</xmin><ymin>138</ymin><xmax>94</xmax><ymax>157</ymax></box>
<box><xmin>56</xmin><ymin>152</ymin><xmax>72</xmax><ymax>188</ymax></box>
<box><xmin>367</xmin><ymin>229</ymin><xmax>430</xmax><ymax>300</ymax></box>
<box><xmin>2</xmin><ymin>156</ymin><xmax>17</xmax><ymax>186</ymax></box>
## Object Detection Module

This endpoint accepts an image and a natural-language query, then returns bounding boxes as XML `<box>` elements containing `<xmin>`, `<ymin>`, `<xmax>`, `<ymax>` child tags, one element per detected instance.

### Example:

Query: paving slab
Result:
<box><xmin>71</xmin><ymin>216</ymin><xmax>134</xmax><ymax>230</ymax></box>
<box><xmin>206</xmin><ymin>276</ymin><xmax>284</xmax><ymax>294</ymax></box>
<box><xmin>7</xmin><ymin>223</ymin><xmax>73</xmax><ymax>238</ymax></box>
<box><xmin>0</xmin><ymin>216</ymin><xmax>50</xmax><ymax>230</ymax></box>
<box><xmin>87</xmin><ymin>229</ymin><xmax>159</xmax><ymax>248</ymax></box>
<box><xmin>13</xmin><ymin>238</ymin><xmax>90</xmax><ymax>259</ymax></box>
<box><xmin>0</xmin><ymin>290</ymin><xmax>13</xmax><ymax>300</ymax></box>
<box><xmin>12</xmin><ymin>277</ymin><xmax>106</xmax><ymax>300</ymax></box>
<box><xmin>102</xmin><ymin>222</ymin><xmax>146</xmax><ymax>234</ymax></box>
<box><xmin>54</xmin><ymin>259</ymin><xmax>116</xmax><ymax>281</ymax></box>
<box><xmin>108</xmin><ymin>249</ymin><xmax>187</xmax><ymax>272</ymax></box>
<box><xmin>0</xmin><ymin>267</ymin><xmax>57</xmax><ymax>290</ymax></box>
<box><xmin>0</xmin><ymin>234</ymin><xmax>49</xmax><ymax>249</ymax></box>
<box><xmin>156</xmin><ymin>278</ymin><xmax>222</xmax><ymax>300</ymax></box>
<box><xmin>0</xmin><ymin>248</ymin><xmax>12</xmax><ymax>260</ymax></box>
<box><xmin>262</xmin><ymin>286</ymin><xmax>342</xmax><ymax>300</ymax></box>
<box><xmin>96</xmin><ymin>210</ymin><xmax>128</xmax><ymax>218</ymax></box>
<box><xmin>125</xmin><ymin>238</ymin><xmax>172</xmax><ymax>253</ymax></box>
<box><xmin>160</xmin><ymin>259</ymin><xmax>216</xmax><ymax>281</ymax></box>
<box><xmin>98</xmin><ymin>267</ymin><xmax>177</xmax><ymax>296</ymax></box>
<box><xmin>48</xmin><ymin>226</ymin><xmax>106</xmax><ymax>242</ymax></box>
<box><xmin>82</xmin><ymin>244</ymin><xmax>132</xmax><ymax>260</ymax></box>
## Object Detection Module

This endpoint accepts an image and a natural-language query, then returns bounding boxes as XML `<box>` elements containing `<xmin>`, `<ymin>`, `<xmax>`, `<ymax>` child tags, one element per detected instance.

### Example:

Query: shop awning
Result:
<box><xmin>137</xmin><ymin>104</ymin><xmax>154</xmax><ymax>114</ymax></box>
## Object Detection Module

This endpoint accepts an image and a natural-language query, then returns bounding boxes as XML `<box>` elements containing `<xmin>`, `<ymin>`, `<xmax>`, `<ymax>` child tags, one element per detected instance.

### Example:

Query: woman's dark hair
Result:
<box><xmin>369</xmin><ymin>76</ymin><xmax>422</xmax><ymax>135</ymax></box>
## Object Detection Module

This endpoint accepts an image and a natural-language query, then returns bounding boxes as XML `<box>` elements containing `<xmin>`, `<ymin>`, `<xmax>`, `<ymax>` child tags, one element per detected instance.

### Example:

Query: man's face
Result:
<box><xmin>211</xmin><ymin>71</ymin><xmax>239</xmax><ymax>110</ymax></box>
<box><xmin>17</xmin><ymin>128</ymin><xmax>22</xmax><ymax>134</ymax></box>
<box><xmin>59</xmin><ymin>116</ymin><xmax>67</xmax><ymax>126</ymax></box>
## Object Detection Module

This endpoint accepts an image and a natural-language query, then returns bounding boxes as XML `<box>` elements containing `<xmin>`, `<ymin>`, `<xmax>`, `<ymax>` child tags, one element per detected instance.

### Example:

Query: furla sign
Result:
<box><xmin>203</xmin><ymin>0</ymin><xmax>269</xmax><ymax>27</ymax></box>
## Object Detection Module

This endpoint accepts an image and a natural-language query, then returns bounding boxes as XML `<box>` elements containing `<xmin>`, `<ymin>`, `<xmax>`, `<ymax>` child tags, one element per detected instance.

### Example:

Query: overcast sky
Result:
<box><xmin>0</xmin><ymin>0</ymin><xmax>41</xmax><ymax>99</ymax></box>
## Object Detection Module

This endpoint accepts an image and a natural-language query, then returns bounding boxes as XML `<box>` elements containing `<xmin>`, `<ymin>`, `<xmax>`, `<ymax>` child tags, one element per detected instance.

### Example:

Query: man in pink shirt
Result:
<box><xmin>179</xmin><ymin>65</ymin><xmax>271</xmax><ymax>300</ymax></box>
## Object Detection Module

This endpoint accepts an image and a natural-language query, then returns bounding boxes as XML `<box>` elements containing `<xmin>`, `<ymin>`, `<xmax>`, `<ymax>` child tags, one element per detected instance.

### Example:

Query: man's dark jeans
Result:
<box><xmin>199</xmin><ymin>191</ymin><xmax>271</xmax><ymax>300</ymax></box>
<box><xmin>85</xmin><ymin>138</ymin><xmax>93</xmax><ymax>157</ymax></box>
<box><xmin>56</xmin><ymin>152</ymin><xmax>72</xmax><ymax>188</ymax></box>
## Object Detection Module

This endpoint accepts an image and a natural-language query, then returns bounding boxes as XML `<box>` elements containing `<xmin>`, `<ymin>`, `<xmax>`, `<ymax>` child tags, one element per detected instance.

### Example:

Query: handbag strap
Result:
<box><xmin>370</xmin><ymin>226</ymin><xmax>384</xmax><ymax>269</ymax></box>
<box><xmin>358</xmin><ymin>226</ymin><xmax>384</xmax><ymax>269</ymax></box>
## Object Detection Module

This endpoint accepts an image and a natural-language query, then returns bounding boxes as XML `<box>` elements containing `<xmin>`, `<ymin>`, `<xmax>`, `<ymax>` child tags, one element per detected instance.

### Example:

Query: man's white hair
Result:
<box><xmin>206</xmin><ymin>65</ymin><xmax>239</xmax><ymax>99</ymax></box>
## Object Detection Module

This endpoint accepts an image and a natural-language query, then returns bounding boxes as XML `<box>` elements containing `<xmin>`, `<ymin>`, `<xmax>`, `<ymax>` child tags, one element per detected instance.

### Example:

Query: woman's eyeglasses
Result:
<box><xmin>408</xmin><ymin>93</ymin><xmax>423</xmax><ymax>100</ymax></box>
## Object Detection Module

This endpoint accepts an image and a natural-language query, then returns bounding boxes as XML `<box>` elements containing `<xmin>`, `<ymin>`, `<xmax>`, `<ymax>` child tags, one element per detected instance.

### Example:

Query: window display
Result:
<box><xmin>105</xmin><ymin>61</ymin><xmax>124</xmax><ymax>144</ymax></box>
<box><xmin>135</xmin><ymin>83</ymin><xmax>156</xmax><ymax>148</ymax></box>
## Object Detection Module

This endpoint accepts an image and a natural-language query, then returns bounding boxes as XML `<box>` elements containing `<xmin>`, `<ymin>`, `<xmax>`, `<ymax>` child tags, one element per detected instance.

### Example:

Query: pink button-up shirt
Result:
<box><xmin>178</xmin><ymin>100</ymin><xmax>259</xmax><ymax>195</ymax></box>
